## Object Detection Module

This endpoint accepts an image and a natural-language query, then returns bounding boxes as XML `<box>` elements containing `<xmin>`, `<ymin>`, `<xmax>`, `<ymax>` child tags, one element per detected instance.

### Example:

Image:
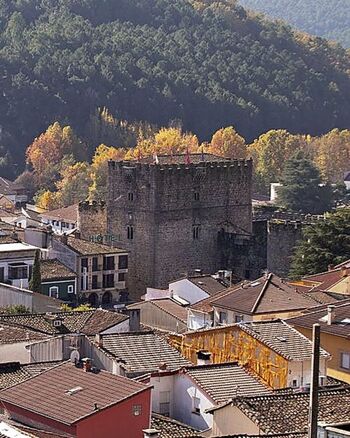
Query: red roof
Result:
<box><xmin>0</xmin><ymin>361</ymin><xmax>149</xmax><ymax>425</ymax></box>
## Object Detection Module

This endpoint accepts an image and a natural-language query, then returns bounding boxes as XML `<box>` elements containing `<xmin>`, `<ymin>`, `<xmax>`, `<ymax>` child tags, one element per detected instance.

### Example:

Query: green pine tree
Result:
<box><xmin>289</xmin><ymin>208</ymin><xmax>350</xmax><ymax>279</ymax></box>
<box><xmin>277</xmin><ymin>151</ymin><xmax>333</xmax><ymax>214</ymax></box>
<box><xmin>29</xmin><ymin>249</ymin><xmax>42</xmax><ymax>292</ymax></box>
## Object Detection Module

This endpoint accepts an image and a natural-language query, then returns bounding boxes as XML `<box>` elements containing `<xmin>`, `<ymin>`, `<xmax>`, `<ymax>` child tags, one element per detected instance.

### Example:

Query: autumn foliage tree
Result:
<box><xmin>207</xmin><ymin>126</ymin><xmax>247</xmax><ymax>159</ymax></box>
<box><xmin>26</xmin><ymin>122</ymin><xmax>86</xmax><ymax>188</ymax></box>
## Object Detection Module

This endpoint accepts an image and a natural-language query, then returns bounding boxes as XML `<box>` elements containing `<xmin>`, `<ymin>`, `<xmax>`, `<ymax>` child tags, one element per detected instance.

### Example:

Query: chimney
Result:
<box><xmin>95</xmin><ymin>333</ymin><xmax>103</xmax><ymax>347</ymax></box>
<box><xmin>60</xmin><ymin>233</ymin><xmax>68</xmax><ymax>245</ymax></box>
<box><xmin>341</xmin><ymin>266</ymin><xmax>349</xmax><ymax>278</ymax></box>
<box><xmin>328</xmin><ymin>264</ymin><xmax>334</xmax><ymax>271</ymax></box>
<box><xmin>82</xmin><ymin>357</ymin><xmax>92</xmax><ymax>372</ymax></box>
<box><xmin>143</xmin><ymin>430</ymin><xmax>160</xmax><ymax>438</ymax></box>
<box><xmin>128</xmin><ymin>308</ymin><xmax>141</xmax><ymax>332</ymax></box>
<box><xmin>75</xmin><ymin>230</ymin><xmax>81</xmax><ymax>239</ymax></box>
<box><xmin>158</xmin><ymin>362</ymin><xmax>168</xmax><ymax>372</ymax></box>
<box><xmin>197</xmin><ymin>350</ymin><xmax>211</xmax><ymax>365</ymax></box>
<box><xmin>327</xmin><ymin>305</ymin><xmax>336</xmax><ymax>325</ymax></box>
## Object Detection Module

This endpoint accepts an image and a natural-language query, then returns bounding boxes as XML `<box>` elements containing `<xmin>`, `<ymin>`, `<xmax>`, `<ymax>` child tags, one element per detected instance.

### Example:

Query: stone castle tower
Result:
<box><xmin>106</xmin><ymin>154</ymin><xmax>253</xmax><ymax>298</ymax></box>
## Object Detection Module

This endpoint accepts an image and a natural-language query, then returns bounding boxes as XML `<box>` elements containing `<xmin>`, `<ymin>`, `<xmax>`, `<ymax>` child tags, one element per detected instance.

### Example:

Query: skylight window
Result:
<box><xmin>276</xmin><ymin>336</ymin><xmax>287</xmax><ymax>342</ymax></box>
<box><xmin>66</xmin><ymin>386</ymin><xmax>83</xmax><ymax>395</ymax></box>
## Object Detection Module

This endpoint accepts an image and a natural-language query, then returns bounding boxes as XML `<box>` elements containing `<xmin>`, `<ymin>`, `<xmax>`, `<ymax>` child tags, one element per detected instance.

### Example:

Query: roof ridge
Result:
<box><xmin>251</xmin><ymin>273</ymin><xmax>272</xmax><ymax>313</ymax></box>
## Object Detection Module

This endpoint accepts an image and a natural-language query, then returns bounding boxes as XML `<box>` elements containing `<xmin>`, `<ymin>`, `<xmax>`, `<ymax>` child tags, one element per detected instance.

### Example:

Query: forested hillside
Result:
<box><xmin>239</xmin><ymin>0</ymin><xmax>350</xmax><ymax>47</ymax></box>
<box><xmin>1</xmin><ymin>0</ymin><xmax>350</xmax><ymax>173</ymax></box>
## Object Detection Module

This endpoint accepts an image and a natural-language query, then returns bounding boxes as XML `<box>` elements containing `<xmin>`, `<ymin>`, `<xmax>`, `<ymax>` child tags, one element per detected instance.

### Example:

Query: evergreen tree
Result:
<box><xmin>277</xmin><ymin>151</ymin><xmax>333</xmax><ymax>214</ymax></box>
<box><xmin>29</xmin><ymin>249</ymin><xmax>42</xmax><ymax>293</ymax></box>
<box><xmin>289</xmin><ymin>208</ymin><xmax>350</xmax><ymax>278</ymax></box>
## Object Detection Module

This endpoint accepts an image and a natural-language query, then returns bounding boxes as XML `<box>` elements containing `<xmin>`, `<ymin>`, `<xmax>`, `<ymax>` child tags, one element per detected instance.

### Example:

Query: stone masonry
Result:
<box><xmin>106</xmin><ymin>154</ymin><xmax>253</xmax><ymax>299</ymax></box>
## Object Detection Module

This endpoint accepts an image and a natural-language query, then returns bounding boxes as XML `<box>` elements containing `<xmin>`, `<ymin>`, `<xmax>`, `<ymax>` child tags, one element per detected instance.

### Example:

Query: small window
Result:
<box><xmin>81</xmin><ymin>258</ymin><xmax>88</xmax><ymax>273</ymax></box>
<box><xmin>132</xmin><ymin>405</ymin><xmax>142</xmax><ymax>416</ymax></box>
<box><xmin>119</xmin><ymin>255</ymin><xmax>128</xmax><ymax>269</ymax></box>
<box><xmin>49</xmin><ymin>286</ymin><xmax>59</xmax><ymax>299</ymax></box>
<box><xmin>92</xmin><ymin>275</ymin><xmax>98</xmax><ymax>290</ymax></box>
<box><xmin>193</xmin><ymin>225</ymin><xmax>200</xmax><ymax>240</ymax></box>
<box><xmin>92</xmin><ymin>257</ymin><xmax>99</xmax><ymax>271</ymax></box>
<box><xmin>194</xmin><ymin>192</ymin><xmax>200</xmax><ymax>201</ymax></box>
<box><xmin>219</xmin><ymin>311</ymin><xmax>227</xmax><ymax>324</ymax></box>
<box><xmin>292</xmin><ymin>379</ymin><xmax>298</xmax><ymax>387</ymax></box>
<box><xmin>127</xmin><ymin>226</ymin><xmax>134</xmax><ymax>240</ymax></box>
<box><xmin>68</xmin><ymin>285</ymin><xmax>74</xmax><ymax>294</ymax></box>
<box><xmin>341</xmin><ymin>352</ymin><xmax>350</xmax><ymax>370</ymax></box>
<box><xmin>159</xmin><ymin>391</ymin><xmax>170</xmax><ymax>416</ymax></box>
<box><xmin>118</xmin><ymin>272</ymin><xmax>126</xmax><ymax>282</ymax></box>
<box><xmin>103</xmin><ymin>274</ymin><xmax>114</xmax><ymax>288</ymax></box>
<box><xmin>235</xmin><ymin>315</ymin><xmax>243</xmax><ymax>323</ymax></box>
<box><xmin>192</xmin><ymin>396</ymin><xmax>200</xmax><ymax>415</ymax></box>
<box><xmin>128</xmin><ymin>192</ymin><xmax>134</xmax><ymax>202</ymax></box>
<box><xmin>103</xmin><ymin>256</ymin><xmax>115</xmax><ymax>270</ymax></box>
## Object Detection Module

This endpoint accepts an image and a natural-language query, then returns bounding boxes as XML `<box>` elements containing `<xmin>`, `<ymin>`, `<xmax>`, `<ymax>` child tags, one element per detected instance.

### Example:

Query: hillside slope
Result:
<box><xmin>239</xmin><ymin>0</ymin><xmax>350</xmax><ymax>47</ymax></box>
<box><xmin>0</xmin><ymin>0</ymin><xmax>350</xmax><ymax>168</ymax></box>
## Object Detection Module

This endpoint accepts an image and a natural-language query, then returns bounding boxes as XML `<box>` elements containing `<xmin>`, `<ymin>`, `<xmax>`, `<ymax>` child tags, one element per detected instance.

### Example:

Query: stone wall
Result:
<box><xmin>107</xmin><ymin>159</ymin><xmax>252</xmax><ymax>299</ymax></box>
<box><xmin>78</xmin><ymin>201</ymin><xmax>108</xmax><ymax>242</ymax></box>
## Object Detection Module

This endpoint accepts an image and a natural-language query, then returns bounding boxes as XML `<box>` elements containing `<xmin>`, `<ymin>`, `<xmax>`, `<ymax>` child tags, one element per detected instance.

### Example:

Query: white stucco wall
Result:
<box><xmin>100</xmin><ymin>318</ymin><xmax>130</xmax><ymax>334</ymax></box>
<box><xmin>0</xmin><ymin>341</ymin><xmax>33</xmax><ymax>364</ymax></box>
<box><xmin>211</xmin><ymin>405</ymin><xmax>260</xmax><ymax>437</ymax></box>
<box><xmin>188</xmin><ymin>309</ymin><xmax>213</xmax><ymax>331</ymax></box>
<box><xmin>287</xmin><ymin>358</ymin><xmax>328</xmax><ymax>388</ymax></box>
<box><xmin>169</xmin><ymin>279</ymin><xmax>209</xmax><ymax>304</ymax></box>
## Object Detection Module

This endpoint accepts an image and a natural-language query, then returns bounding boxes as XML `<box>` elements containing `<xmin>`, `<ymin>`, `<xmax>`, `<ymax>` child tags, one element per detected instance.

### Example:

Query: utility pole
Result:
<box><xmin>308</xmin><ymin>323</ymin><xmax>320</xmax><ymax>438</ymax></box>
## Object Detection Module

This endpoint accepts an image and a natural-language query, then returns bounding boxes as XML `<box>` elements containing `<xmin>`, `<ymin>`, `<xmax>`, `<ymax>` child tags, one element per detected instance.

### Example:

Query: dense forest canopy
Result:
<box><xmin>239</xmin><ymin>0</ymin><xmax>350</xmax><ymax>48</ymax></box>
<box><xmin>0</xmin><ymin>0</ymin><xmax>350</xmax><ymax>171</ymax></box>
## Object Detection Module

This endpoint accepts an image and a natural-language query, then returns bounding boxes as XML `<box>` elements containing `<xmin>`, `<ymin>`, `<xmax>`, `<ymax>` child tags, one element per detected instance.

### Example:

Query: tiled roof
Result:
<box><xmin>0</xmin><ymin>361</ymin><xmax>149</xmax><ymax>425</ymax></box>
<box><xmin>0</xmin><ymin>363</ymin><xmax>30</xmax><ymax>390</ymax></box>
<box><xmin>151</xmin><ymin>413</ymin><xmax>200</xmax><ymax>437</ymax></box>
<box><xmin>185</xmin><ymin>362</ymin><xmax>270</xmax><ymax>404</ymax></box>
<box><xmin>190</xmin><ymin>288</ymin><xmax>234</xmax><ymax>313</ymax></box>
<box><xmin>288</xmin><ymin>300</ymin><xmax>350</xmax><ymax>338</ymax></box>
<box><xmin>0</xmin><ymin>309</ymin><xmax>128</xmax><ymax>337</ymax></box>
<box><xmin>239</xmin><ymin>320</ymin><xmax>330</xmax><ymax>361</ymax></box>
<box><xmin>211</xmin><ymin>274</ymin><xmax>317</xmax><ymax>315</ymax></box>
<box><xmin>303</xmin><ymin>263</ymin><xmax>350</xmax><ymax>290</ymax></box>
<box><xmin>40</xmin><ymin>204</ymin><xmax>78</xmax><ymax>223</ymax></box>
<box><xmin>65</xmin><ymin>236</ymin><xmax>126</xmax><ymax>255</ymax></box>
<box><xmin>188</xmin><ymin>276</ymin><xmax>227</xmax><ymax>296</ymax></box>
<box><xmin>133</xmin><ymin>153</ymin><xmax>230</xmax><ymax>165</ymax></box>
<box><xmin>234</xmin><ymin>388</ymin><xmax>350</xmax><ymax>434</ymax></box>
<box><xmin>0</xmin><ymin>177</ymin><xmax>25</xmax><ymax>195</ymax></box>
<box><xmin>0</xmin><ymin>361</ymin><xmax>61</xmax><ymax>390</ymax></box>
<box><xmin>304</xmin><ymin>290</ymin><xmax>345</xmax><ymax>304</ymax></box>
<box><xmin>40</xmin><ymin>259</ymin><xmax>76</xmax><ymax>281</ymax></box>
<box><xmin>99</xmin><ymin>332</ymin><xmax>191</xmax><ymax>375</ymax></box>
<box><xmin>0</xmin><ymin>324</ymin><xmax>49</xmax><ymax>344</ymax></box>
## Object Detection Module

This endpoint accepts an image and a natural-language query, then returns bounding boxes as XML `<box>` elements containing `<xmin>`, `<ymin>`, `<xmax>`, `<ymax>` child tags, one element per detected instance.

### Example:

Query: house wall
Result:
<box><xmin>328</xmin><ymin>276</ymin><xmax>350</xmax><ymax>294</ymax></box>
<box><xmin>76</xmin><ymin>389</ymin><xmax>151</xmax><ymax>438</ymax></box>
<box><xmin>212</xmin><ymin>307</ymin><xmax>304</xmax><ymax>325</ymax></box>
<box><xmin>173</xmin><ymin>373</ymin><xmax>214</xmax><ymax>430</ymax></box>
<box><xmin>27</xmin><ymin>337</ymin><xmax>65</xmax><ymax>363</ymax></box>
<box><xmin>150</xmin><ymin>374</ymin><xmax>175</xmax><ymax>417</ymax></box>
<box><xmin>0</xmin><ymin>249</ymin><xmax>35</xmax><ymax>289</ymax></box>
<box><xmin>287</xmin><ymin>359</ymin><xmax>328</xmax><ymax>388</ymax></box>
<box><xmin>292</xmin><ymin>326</ymin><xmax>350</xmax><ymax>384</ymax></box>
<box><xmin>0</xmin><ymin>341</ymin><xmax>33</xmax><ymax>363</ymax></box>
<box><xmin>0</xmin><ymin>283</ymin><xmax>32</xmax><ymax>310</ymax></box>
<box><xmin>168</xmin><ymin>279</ymin><xmax>209</xmax><ymax>304</ymax></box>
<box><xmin>187</xmin><ymin>309</ymin><xmax>213</xmax><ymax>331</ymax></box>
<box><xmin>41</xmin><ymin>279</ymin><xmax>76</xmax><ymax>302</ymax></box>
<box><xmin>129</xmin><ymin>301</ymin><xmax>187</xmax><ymax>333</ymax></box>
<box><xmin>210</xmin><ymin>405</ymin><xmax>260</xmax><ymax>437</ymax></box>
<box><xmin>169</xmin><ymin>325</ymin><xmax>289</xmax><ymax>389</ymax></box>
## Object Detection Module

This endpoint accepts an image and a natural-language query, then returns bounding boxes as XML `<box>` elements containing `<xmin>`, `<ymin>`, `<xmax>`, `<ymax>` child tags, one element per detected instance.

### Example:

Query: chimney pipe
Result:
<box><xmin>143</xmin><ymin>430</ymin><xmax>160</xmax><ymax>438</ymax></box>
<box><xmin>328</xmin><ymin>264</ymin><xmax>334</xmax><ymax>271</ymax></box>
<box><xmin>82</xmin><ymin>358</ymin><xmax>92</xmax><ymax>372</ymax></box>
<box><xmin>60</xmin><ymin>233</ymin><xmax>68</xmax><ymax>245</ymax></box>
<box><xmin>128</xmin><ymin>308</ymin><xmax>141</xmax><ymax>332</ymax></box>
<box><xmin>197</xmin><ymin>350</ymin><xmax>211</xmax><ymax>366</ymax></box>
<box><xmin>95</xmin><ymin>333</ymin><xmax>103</xmax><ymax>347</ymax></box>
<box><xmin>327</xmin><ymin>305</ymin><xmax>336</xmax><ymax>325</ymax></box>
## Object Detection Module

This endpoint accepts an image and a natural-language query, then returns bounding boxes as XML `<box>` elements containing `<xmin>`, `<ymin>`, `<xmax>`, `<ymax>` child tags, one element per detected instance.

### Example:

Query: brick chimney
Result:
<box><xmin>128</xmin><ymin>308</ymin><xmax>141</xmax><ymax>332</ymax></box>
<box><xmin>197</xmin><ymin>350</ymin><xmax>211</xmax><ymax>365</ymax></box>
<box><xmin>95</xmin><ymin>333</ymin><xmax>103</xmax><ymax>347</ymax></box>
<box><xmin>143</xmin><ymin>429</ymin><xmax>160</xmax><ymax>438</ymax></box>
<box><xmin>327</xmin><ymin>305</ymin><xmax>336</xmax><ymax>325</ymax></box>
<box><xmin>82</xmin><ymin>357</ymin><xmax>92</xmax><ymax>372</ymax></box>
<box><xmin>60</xmin><ymin>233</ymin><xmax>68</xmax><ymax>245</ymax></box>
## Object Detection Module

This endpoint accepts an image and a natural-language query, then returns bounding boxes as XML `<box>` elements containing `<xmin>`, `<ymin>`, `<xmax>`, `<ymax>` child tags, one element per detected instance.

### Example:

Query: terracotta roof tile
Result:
<box><xmin>0</xmin><ymin>324</ymin><xmax>49</xmax><ymax>344</ymax></box>
<box><xmin>151</xmin><ymin>413</ymin><xmax>200</xmax><ymax>437</ymax></box>
<box><xmin>234</xmin><ymin>388</ymin><xmax>350</xmax><ymax>434</ymax></box>
<box><xmin>40</xmin><ymin>259</ymin><xmax>76</xmax><ymax>281</ymax></box>
<box><xmin>211</xmin><ymin>274</ymin><xmax>318</xmax><ymax>315</ymax></box>
<box><xmin>185</xmin><ymin>362</ymin><xmax>271</xmax><ymax>404</ymax></box>
<box><xmin>65</xmin><ymin>236</ymin><xmax>126</xmax><ymax>255</ymax></box>
<box><xmin>239</xmin><ymin>320</ymin><xmax>330</xmax><ymax>361</ymax></box>
<box><xmin>0</xmin><ymin>361</ymin><xmax>149</xmax><ymax>425</ymax></box>
<box><xmin>303</xmin><ymin>263</ymin><xmax>350</xmax><ymax>291</ymax></box>
<box><xmin>187</xmin><ymin>276</ymin><xmax>227</xmax><ymax>296</ymax></box>
<box><xmin>288</xmin><ymin>300</ymin><xmax>350</xmax><ymax>338</ymax></box>
<box><xmin>99</xmin><ymin>332</ymin><xmax>191</xmax><ymax>375</ymax></box>
<box><xmin>40</xmin><ymin>204</ymin><xmax>78</xmax><ymax>223</ymax></box>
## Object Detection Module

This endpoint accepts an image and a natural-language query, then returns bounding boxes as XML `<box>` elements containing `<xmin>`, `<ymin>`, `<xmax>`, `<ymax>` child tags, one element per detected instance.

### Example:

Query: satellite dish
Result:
<box><xmin>70</xmin><ymin>350</ymin><xmax>80</xmax><ymax>364</ymax></box>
